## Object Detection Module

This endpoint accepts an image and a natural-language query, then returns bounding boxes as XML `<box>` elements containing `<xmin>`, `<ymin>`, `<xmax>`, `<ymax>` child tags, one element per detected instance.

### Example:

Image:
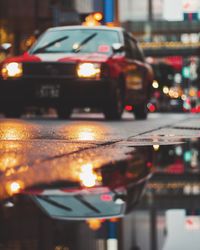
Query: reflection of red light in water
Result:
<box><xmin>165</xmin><ymin>162</ymin><xmax>184</xmax><ymax>174</ymax></box>
<box><xmin>165</xmin><ymin>56</ymin><xmax>183</xmax><ymax>70</ymax></box>
<box><xmin>191</xmin><ymin>106</ymin><xmax>200</xmax><ymax>113</ymax></box>
<box><xmin>125</xmin><ymin>105</ymin><xmax>133</xmax><ymax>111</ymax></box>
<box><xmin>100</xmin><ymin>194</ymin><xmax>112</xmax><ymax>202</ymax></box>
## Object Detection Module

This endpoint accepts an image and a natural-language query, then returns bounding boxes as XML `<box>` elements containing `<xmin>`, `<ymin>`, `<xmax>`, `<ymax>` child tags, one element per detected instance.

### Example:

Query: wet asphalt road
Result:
<box><xmin>0</xmin><ymin>112</ymin><xmax>200</xmax><ymax>200</ymax></box>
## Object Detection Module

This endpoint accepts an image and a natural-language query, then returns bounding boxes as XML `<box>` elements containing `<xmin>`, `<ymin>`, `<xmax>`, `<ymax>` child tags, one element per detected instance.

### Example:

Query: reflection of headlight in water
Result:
<box><xmin>0</xmin><ymin>121</ymin><xmax>35</xmax><ymax>140</ymax></box>
<box><xmin>79</xmin><ymin>163</ymin><xmax>99</xmax><ymax>188</ymax></box>
<box><xmin>1</xmin><ymin>128</ymin><xmax>23</xmax><ymax>140</ymax></box>
<box><xmin>61</xmin><ymin>123</ymin><xmax>109</xmax><ymax>141</ymax></box>
<box><xmin>78</xmin><ymin>131</ymin><xmax>96</xmax><ymax>141</ymax></box>
<box><xmin>0</xmin><ymin>154</ymin><xmax>19</xmax><ymax>172</ymax></box>
<box><xmin>6</xmin><ymin>180</ymin><xmax>24</xmax><ymax>196</ymax></box>
<box><xmin>153</xmin><ymin>144</ymin><xmax>160</xmax><ymax>151</ymax></box>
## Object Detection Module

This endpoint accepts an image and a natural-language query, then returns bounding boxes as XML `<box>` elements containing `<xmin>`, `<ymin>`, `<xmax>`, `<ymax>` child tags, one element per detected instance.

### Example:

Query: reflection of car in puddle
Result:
<box><xmin>2</xmin><ymin>147</ymin><xmax>151</xmax><ymax>220</ymax></box>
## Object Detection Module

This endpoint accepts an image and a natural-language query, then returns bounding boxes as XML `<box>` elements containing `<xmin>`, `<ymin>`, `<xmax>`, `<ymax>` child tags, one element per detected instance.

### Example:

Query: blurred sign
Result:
<box><xmin>165</xmin><ymin>56</ymin><xmax>183</xmax><ymax>71</ymax></box>
<box><xmin>183</xmin><ymin>0</ymin><xmax>200</xmax><ymax>20</ymax></box>
<box><xmin>163</xmin><ymin>0</ymin><xmax>183</xmax><ymax>21</ymax></box>
<box><xmin>185</xmin><ymin>216</ymin><xmax>200</xmax><ymax>230</ymax></box>
<box><xmin>183</xmin><ymin>0</ymin><xmax>200</xmax><ymax>13</ymax></box>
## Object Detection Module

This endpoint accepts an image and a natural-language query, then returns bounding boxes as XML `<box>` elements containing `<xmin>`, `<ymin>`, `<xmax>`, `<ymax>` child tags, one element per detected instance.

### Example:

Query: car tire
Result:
<box><xmin>133</xmin><ymin>102</ymin><xmax>148</xmax><ymax>120</ymax></box>
<box><xmin>103</xmin><ymin>84</ymin><xmax>124</xmax><ymax>120</ymax></box>
<box><xmin>4</xmin><ymin>108</ymin><xmax>22</xmax><ymax>118</ymax></box>
<box><xmin>57</xmin><ymin>106</ymin><xmax>72</xmax><ymax>119</ymax></box>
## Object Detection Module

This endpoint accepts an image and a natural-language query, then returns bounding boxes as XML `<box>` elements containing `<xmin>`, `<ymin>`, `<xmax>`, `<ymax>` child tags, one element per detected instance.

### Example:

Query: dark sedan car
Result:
<box><xmin>0</xmin><ymin>25</ymin><xmax>153</xmax><ymax>119</ymax></box>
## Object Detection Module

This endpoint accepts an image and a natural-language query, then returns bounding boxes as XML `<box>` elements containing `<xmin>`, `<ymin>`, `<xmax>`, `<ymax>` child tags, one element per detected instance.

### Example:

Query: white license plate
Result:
<box><xmin>37</xmin><ymin>84</ymin><xmax>60</xmax><ymax>98</ymax></box>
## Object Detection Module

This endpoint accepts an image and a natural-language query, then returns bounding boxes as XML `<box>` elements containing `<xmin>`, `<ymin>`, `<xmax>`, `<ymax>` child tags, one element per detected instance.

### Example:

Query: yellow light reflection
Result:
<box><xmin>60</xmin><ymin>123</ymin><xmax>109</xmax><ymax>141</ymax></box>
<box><xmin>79</xmin><ymin>163</ymin><xmax>97</xmax><ymax>187</ymax></box>
<box><xmin>78</xmin><ymin>131</ymin><xmax>96</xmax><ymax>141</ymax></box>
<box><xmin>0</xmin><ymin>122</ymin><xmax>30</xmax><ymax>140</ymax></box>
<box><xmin>6</xmin><ymin>180</ymin><xmax>24</xmax><ymax>196</ymax></box>
<box><xmin>0</xmin><ymin>141</ymin><xmax>26</xmax><ymax>176</ymax></box>
<box><xmin>1</xmin><ymin>128</ymin><xmax>24</xmax><ymax>140</ymax></box>
<box><xmin>153</xmin><ymin>144</ymin><xmax>160</xmax><ymax>151</ymax></box>
<box><xmin>0</xmin><ymin>154</ymin><xmax>19</xmax><ymax>172</ymax></box>
<box><xmin>86</xmin><ymin>219</ymin><xmax>102</xmax><ymax>231</ymax></box>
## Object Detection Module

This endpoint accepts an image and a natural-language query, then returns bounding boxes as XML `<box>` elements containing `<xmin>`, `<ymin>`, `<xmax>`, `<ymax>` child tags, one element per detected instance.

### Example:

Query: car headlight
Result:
<box><xmin>77</xmin><ymin>63</ymin><xmax>101</xmax><ymax>78</ymax></box>
<box><xmin>1</xmin><ymin>62</ymin><xmax>23</xmax><ymax>79</ymax></box>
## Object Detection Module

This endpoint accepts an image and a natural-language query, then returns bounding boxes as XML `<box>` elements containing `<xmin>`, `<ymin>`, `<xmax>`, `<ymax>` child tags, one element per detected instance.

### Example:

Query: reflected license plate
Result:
<box><xmin>37</xmin><ymin>84</ymin><xmax>60</xmax><ymax>98</ymax></box>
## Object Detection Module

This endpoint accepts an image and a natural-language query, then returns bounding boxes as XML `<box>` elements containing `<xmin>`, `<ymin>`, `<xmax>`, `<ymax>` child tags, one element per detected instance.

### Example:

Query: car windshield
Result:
<box><xmin>30</xmin><ymin>29</ymin><xmax>120</xmax><ymax>54</ymax></box>
<box><xmin>32</xmin><ymin>191</ymin><xmax>125</xmax><ymax>219</ymax></box>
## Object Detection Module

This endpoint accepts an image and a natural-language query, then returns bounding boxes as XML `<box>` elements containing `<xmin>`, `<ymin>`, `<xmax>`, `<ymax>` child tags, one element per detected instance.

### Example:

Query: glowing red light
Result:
<box><xmin>147</xmin><ymin>162</ymin><xmax>153</xmax><ymax>168</ymax></box>
<box><xmin>197</xmin><ymin>91</ymin><xmax>200</xmax><ymax>98</ymax></box>
<box><xmin>148</xmin><ymin>104</ymin><xmax>156</xmax><ymax>112</ymax></box>
<box><xmin>191</xmin><ymin>107</ymin><xmax>196</xmax><ymax>113</ymax></box>
<box><xmin>188</xmin><ymin>13</ymin><xmax>193</xmax><ymax>21</ymax></box>
<box><xmin>100</xmin><ymin>194</ymin><xmax>112</xmax><ymax>202</ymax></box>
<box><xmin>125</xmin><ymin>105</ymin><xmax>133</xmax><ymax>111</ymax></box>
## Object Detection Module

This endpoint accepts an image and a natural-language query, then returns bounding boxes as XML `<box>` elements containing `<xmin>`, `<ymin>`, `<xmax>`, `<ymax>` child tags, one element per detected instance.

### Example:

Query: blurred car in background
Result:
<box><xmin>0</xmin><ymin>25</ymin><xmax>153</xmax><ymax>119</ymax></box>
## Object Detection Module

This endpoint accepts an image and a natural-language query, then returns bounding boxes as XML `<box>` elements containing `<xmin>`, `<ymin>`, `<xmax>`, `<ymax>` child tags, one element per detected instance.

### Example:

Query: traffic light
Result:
<box><xmin>182</xmin><ymin>66</ymin><xmax>190</xmax><ymax>78</ymax></box>
<box><xmin>184</xmin><ymin>150</ymin><xmax>192</xmax><ymax>162</ymax></box>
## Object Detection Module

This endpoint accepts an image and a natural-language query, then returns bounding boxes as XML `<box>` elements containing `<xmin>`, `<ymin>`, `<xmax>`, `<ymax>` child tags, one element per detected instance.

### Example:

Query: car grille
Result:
<box><xmin>23</xmin><ymin>62</ymin><xmax>76</xmax><ymax>78</ymax></box>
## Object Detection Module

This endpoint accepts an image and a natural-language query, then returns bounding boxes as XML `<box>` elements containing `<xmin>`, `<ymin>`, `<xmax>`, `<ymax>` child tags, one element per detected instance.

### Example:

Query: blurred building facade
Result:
<box><xmin>0</xmin><ymin>0</ymin><xmax>94</xmax><ymax>54</ymax></box>
<box><xmin>118</xmin><ymin>0</ymin><xmax>200</xmax><ymax>113</ymax></box>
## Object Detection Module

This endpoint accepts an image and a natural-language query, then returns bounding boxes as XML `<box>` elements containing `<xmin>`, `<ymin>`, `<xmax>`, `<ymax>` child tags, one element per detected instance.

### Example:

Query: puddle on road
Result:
<box><xmin>152</xmin><ymin>138</ymin><xmax>200</xmax><ymax>173</ymax></box>
<box><xmin>0</xmin><ymin>119</ymin><xmax>200</xmax><ymax>202</ymax></box>
<box><xmin>0</xmin><ymin>120</ymin><xmax>117</xmax><ymax>141</ymax></box>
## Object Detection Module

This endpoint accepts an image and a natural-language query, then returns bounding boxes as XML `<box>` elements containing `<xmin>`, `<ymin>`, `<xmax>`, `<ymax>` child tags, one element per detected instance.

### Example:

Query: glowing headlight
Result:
<box><xmin>2</xmin><ymin>62</ymin><xmax>23</xmax><ymax>79</ymax></box>
<box><xmin>77</xmin><ymin>63</ymin><xmax>101</xmax><ymax>78</ymax></box>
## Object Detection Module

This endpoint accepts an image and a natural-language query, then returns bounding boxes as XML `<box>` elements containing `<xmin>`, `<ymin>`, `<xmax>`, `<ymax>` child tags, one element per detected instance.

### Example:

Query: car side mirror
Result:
<box><xmin>112</xmin><ymin>43</ymin><xmax>124</xmax><ymax>53</ymax></box>
<box><xmin>0</xmin><ymin>43</ymin><xmax>12</xmax><ymax>54</ymax></box>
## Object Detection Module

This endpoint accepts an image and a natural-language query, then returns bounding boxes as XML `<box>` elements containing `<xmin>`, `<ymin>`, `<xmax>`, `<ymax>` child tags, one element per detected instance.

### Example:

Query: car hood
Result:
<box><xmin>3</xmin><ymin>52</ymin><xmax>111</xmax><ymax>64</ymax></box>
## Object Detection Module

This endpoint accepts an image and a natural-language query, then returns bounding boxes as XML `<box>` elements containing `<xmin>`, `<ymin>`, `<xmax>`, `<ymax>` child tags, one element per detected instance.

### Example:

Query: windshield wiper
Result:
<box><xmin>72</xmin><ymin>33</ymin><xmax>97</xmax><ymax>53</ymax></box>
<box><xmin>37</xmin><ymin>195</ymin><xmax>72</xmax><ymax>212</ymax></box>
<box><xmin>32</xmin><ymin>35</ymin><xmax>69</xmax><ymax>54</ymax></box>
<box><xmin>75</xmin><ymin>194</ymin><xmax>101</xmax><ymax>213</ymax></box>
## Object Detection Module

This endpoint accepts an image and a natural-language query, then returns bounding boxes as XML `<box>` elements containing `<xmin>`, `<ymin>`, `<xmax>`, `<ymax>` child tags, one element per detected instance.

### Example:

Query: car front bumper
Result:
<box><xmin>0</xmin><ymin>77</ymin><xmax>113</xmax><ymax>109</ymax></box>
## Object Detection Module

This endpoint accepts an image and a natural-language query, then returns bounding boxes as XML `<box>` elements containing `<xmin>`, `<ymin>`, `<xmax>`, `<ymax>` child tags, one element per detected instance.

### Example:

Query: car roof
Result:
<box><xmin>47</xmin><ymin>25</ymin><xmax>124</xmax><ymax>33</ymax></box>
